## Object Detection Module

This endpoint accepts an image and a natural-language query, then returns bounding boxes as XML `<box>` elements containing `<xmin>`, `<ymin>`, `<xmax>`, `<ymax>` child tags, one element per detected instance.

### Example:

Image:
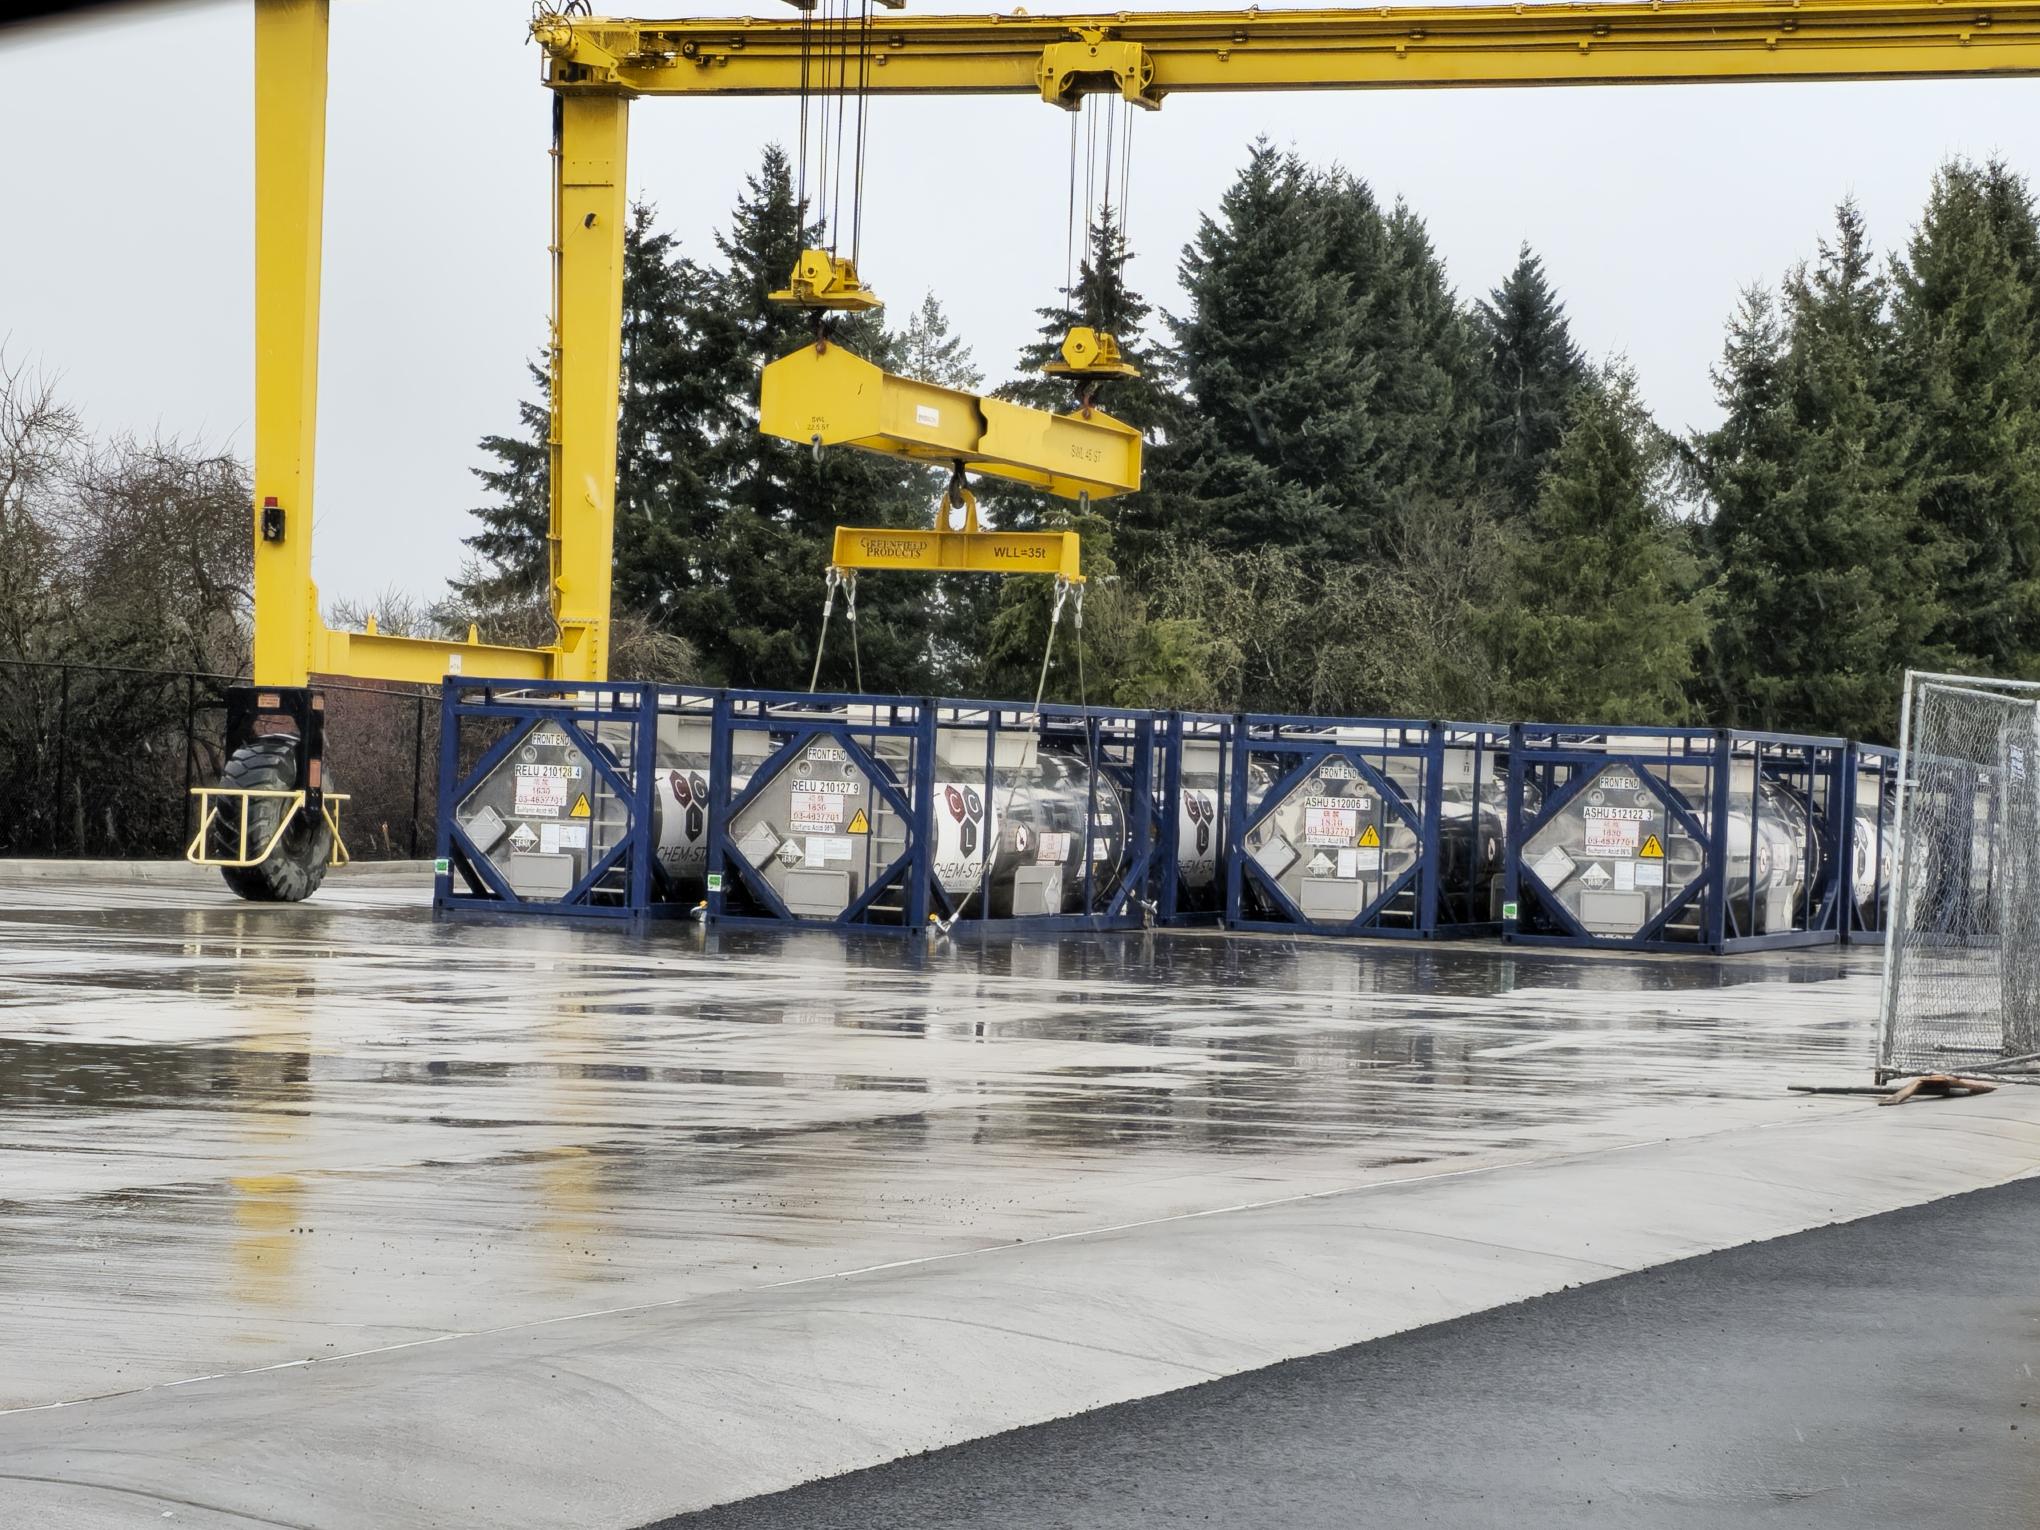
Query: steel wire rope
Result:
<box><xmin>831</xmin><ymin>0</ymin><xmax>852</xmax><ymax>256</ymax></box>
<box><xmin>850</xmin><ymin>0</ymin><xmax>875</xmax><ymax>267</ymax></box>
<box><xmin>942</xmin><ymin>573</ymin><xmax>1074</xmax><ymax>929</ymax></box>
<box><xmin>1064</xmin><ymin>111</ymin><xmax>1081</xmax><ymax>329</ymax></box>
<box><xmin>1082</xmin><ymin>100</ymin><xmax>1098</xmax><ymax>326</ymax></box>
<box><xmin>795</xmin><ymin>0</ymin><xmax>812</xmax><ymax>235</ymax></box>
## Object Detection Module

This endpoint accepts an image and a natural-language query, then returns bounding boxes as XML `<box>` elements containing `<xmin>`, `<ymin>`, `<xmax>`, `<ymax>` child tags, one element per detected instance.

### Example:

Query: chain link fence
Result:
<box><xmin>1879</xmin><ymin>673</ymin><xmax>2040</xmax><ymax>1079</ymax></box>
<box><xmin>0</xmin><ymin>658</ymin><xmax>439</xmax><ymax>862</ymax></box>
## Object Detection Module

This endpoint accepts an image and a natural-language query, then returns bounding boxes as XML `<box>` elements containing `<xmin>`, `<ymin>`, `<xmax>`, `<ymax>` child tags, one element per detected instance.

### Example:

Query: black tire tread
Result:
<box><xmin>212</xmin><ymin>735</ymin><xmax>333</xmax><ymax>903</ymax></box>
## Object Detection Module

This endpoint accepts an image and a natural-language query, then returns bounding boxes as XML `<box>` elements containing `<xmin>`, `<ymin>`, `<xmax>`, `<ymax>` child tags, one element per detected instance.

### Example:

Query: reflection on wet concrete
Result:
<box><xmin>0</xmin><ymin>876</ymin><xmax>1881</xmax><ymax>1413</ymax></box>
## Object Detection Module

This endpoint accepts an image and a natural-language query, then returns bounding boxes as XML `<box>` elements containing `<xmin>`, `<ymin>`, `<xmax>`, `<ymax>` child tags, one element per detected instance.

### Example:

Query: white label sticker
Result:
<box><xmin>540</xmin><ymin>823</ymin><xmax>562</xmax><ymax>855</ymax></box>
<box><xmin>1305</xmin><ymin>805</ymin><xmax>1359</xmax><ymax>847</ymax></box>
<box><xmin>556</xmin><ymin>824</ymin><xmax>589</xmax><ymax>850</ymax></box>
<box><xmin>447</xmin><ymin>653</ymin><xmax>463</xmax><ymax>675</ymax></box>
<box><xmin>1037</xmin><ymin>830</ymin><xmax>1072</xmax><ymax>863</ymax></box>
<box><xmin>790</xmin><ymin>791</ymin><xmax>845</xmax><ymax>833</ymax></box>
<box><xmin>514</xmin><ymin>771</ymin><xmax>571</xmax><ymax>819</ymax></box>
<box><xmin>1354</xmin><ymin>846</ymin><xmax>1381</xmax><ymax>873</ymax></box>
<box><xmin>1336</xmin><ymin>848</ymin><xmax>1360</xmax><ymax>879</ymax></box>
<box><xmin>1634</xmin><ymin>861</ymin><xmax>1665</xmax><ymax>889</ymax></box>
<box><xmin>915</xmin><ymin>404</ymin><xmax>941</xmax><ymax>427</ymax></box>
<box><xmin>1583</xmin><ymin>816</ymin><xmax>1641</xmax><ymax>858</ymax></box>
<box><xmin>1613</xmin><ymin>859</ymin><xmax>1636</xmax><ymax>892</ymax></box>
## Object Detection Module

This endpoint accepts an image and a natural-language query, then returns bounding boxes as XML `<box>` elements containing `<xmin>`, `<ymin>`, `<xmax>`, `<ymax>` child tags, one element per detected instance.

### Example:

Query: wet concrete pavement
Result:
<box><xmin>665</xmin><ymin>1176</ymin><xmax>2040</xmax><ymax>1530</ymax></box>
<box><xmin>0</xmin><ymin>870</ymin><xmax>2034</xmax><ymax>1526</ymax></box>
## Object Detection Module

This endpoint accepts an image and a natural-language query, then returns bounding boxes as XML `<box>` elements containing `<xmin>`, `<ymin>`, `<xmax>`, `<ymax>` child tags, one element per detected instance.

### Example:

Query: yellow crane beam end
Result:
<box><xmin>759</xmin><ymin>343</ymin><xmax>1142</xmax><ymax>501</ymax></box>
<box><xmin>832</xmin><ymin>526</ymin><xmax>1084</xmax><ymax>581</ymax></box>
<box><xmin>310</xmin><ymin>626</ymin><xmax>556</xmax><ymax>685</ymax></box>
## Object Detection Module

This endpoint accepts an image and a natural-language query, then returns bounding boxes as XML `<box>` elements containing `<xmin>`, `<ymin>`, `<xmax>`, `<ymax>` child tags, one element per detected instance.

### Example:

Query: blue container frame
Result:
<box><xmin>704</xmin><ymin>688</ymin><xmax>1161</xmax><ymax>935</ymax></box>
<box><xmin>433</xmin><ymin>677</ymin><xmax>695</xmax><ymax>924</ymax></box>
<box><xmin>1840</xmin><ymin>742</ymin><xmax>1898</xmax><ymax>945</ymax></box>
<box><xmin>1502</xmin><ymin>724</ymin><xmax>1849</xmax><ymax>955</ymax></box>
<box><xmin>1155</xmin><ymin>711</ymin><xmax>1237</xmax><ymax>925</ymax></box>
<box><xmin>705</xmin><ymin>689</ymin><xmax>933</xmax><ymax>932</ymax></box>
<box><xmin>1222</xmin><ymin>716</ymin><xmax>1508</xmax><ymax>940</ymax></box>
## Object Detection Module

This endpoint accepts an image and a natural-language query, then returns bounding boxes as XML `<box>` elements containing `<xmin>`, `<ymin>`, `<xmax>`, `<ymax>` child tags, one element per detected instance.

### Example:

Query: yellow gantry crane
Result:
<box><xmin>206</xmin><ymin>0</ymin><xmax>2040</xmax><ymax>898</ymax></box>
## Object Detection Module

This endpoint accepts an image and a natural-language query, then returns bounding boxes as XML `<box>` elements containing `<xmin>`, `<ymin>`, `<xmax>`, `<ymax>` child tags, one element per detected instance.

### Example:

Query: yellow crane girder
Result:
<box><xmin>533</xmin><ymin>1</ymin><xmax>2040</xmax><ymax>101</ymax></box>
<box><xmin>252</xmin><ymin>0</ymin><xmax>2040</xmax><ymax>692</ymax></box>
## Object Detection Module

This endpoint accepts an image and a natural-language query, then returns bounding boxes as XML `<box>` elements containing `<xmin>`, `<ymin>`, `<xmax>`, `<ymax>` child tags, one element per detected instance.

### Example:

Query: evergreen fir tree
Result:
<box><xmin>1164</xmin><ymin>142</ymin><xmax>1374</xmax><ymax>564</ymax></box>
<box><xmin>1350</xmin><ymin>196</ymin><xmax>1486</xmax><ymax>510</ymax></box>
<box><xmin>1696</xmin><ymin>203</ymin><xmax>1927</xmax><ymax>738</ymax></box>
<box><xmin>1891</xmin><ymin>158</ymin><xmax>2040</xmax><ymax>675</ymax></box>
<box><xmin>613</xmin><ymin>201</ymin><xmax>714</xmax><ymax>625</ymax></box>
<box><xmin>1475</xmin><ymin>244</ymin><xmax>1588</xmax><ymax>517</ymax></box>
<box><xmin>457</xmin><ymin>358</ymin><xmax>550</xmax><ymax>609</ymax></box>
<box><xmin>1004</xmin><ymin>211</ymin><xmax>1176</xmax><ymax>430</ymax></box>
<box><xmin>1496</xmin><ymin>366</ymin><xmax>1706</xmax><ymax>722</ymax></box>
<box><xmin>1165</xmin><ymin>148</ymin><xmax>1489</xmax><ymax>566</ymax></box>
<box><xmin>894</xmin><ymin>292</ymin><xmax>983</xmax><ymax>391</ymax></box>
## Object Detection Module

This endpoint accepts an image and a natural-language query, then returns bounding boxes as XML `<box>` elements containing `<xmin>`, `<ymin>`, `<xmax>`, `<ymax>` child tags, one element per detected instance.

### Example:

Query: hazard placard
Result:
<box><xmin>569</xmin><ymin>793</ymin><xmax>591</xmax><ymax>819</ymax></box>
<box><xmin>1356</xmin><ymin>823</ymin><xmax>1381</xmax><ymax>848</ymax></box>
<box><xmin>1639</xmin><ymin>833</ymin><xmax>1664</xmax><ymax>859</ymax></box>
<box><xmin>847</xmin><ymin>807</ymin><xmax>870</xmax><ymax>834</ymax></box>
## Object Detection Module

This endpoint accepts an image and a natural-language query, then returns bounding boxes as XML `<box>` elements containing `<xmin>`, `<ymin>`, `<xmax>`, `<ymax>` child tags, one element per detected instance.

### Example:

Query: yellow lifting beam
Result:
<box><xmin>759</xmin><ymin>341</ymin><xmax>1143</xmax><ymax>501</ymax></box>
<box><xmin>533</xmin><ymin>2</ymin><xmax>2040</xmax><ymax>102</ymax></box>
<box><xmin>833</xmin><ymin>489</ymin><xmax>1085</xmax><ymax>582</ymax></box>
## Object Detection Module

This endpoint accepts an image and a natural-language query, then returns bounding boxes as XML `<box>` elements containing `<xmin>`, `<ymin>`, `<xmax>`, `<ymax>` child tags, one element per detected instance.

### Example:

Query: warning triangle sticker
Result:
<box><xmin>847</xmin><ymin>808</ymin><xmax>870</xmax><ymax>834</ymax></box>
<box><xmin>569</xmin><ymin>793</ymin><xmax>591</xmax><ymax>819</ymax></box>
<box><xmin>1639</xmin><ymin>833</ymin><xmax>1664</xmax><ymax>859</ymax></box>
<box><xmin>1356</xmin><ymin>823</ymin><xmax>1381</xmax><ymax>848</ymax></box>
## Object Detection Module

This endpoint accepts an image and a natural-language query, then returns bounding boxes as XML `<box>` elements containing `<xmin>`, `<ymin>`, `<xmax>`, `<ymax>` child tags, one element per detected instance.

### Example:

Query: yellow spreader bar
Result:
<box><xmin>760</xmin><ymin>343</ymin><xmax>1142</xmax><ymax>501</ymax></box>
<box><xmin>832</xmin><ymin>525</ymin><xmax>1084</xmax><ymax>581</ymax></box>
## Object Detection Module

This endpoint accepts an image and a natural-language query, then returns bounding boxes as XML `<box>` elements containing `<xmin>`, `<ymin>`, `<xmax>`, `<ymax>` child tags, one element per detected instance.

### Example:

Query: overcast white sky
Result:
<box><xmin>3</xmin><ymin>2</ymin><xmax>2036</xmax><ymax>605</ymax></box>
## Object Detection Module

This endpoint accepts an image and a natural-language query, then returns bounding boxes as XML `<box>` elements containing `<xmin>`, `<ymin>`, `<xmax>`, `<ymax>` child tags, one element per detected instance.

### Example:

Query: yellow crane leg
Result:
<box><xmin>251</xmin><ymin>0</ymin><xmax>329</xmax><ymax>690</ymax></box>
<box><xmin>547</xmin><ymin>95</ymin><xmax>630</xmax><ymax>683</ymax></box>
<box><xmin>759</xmin><ymin>343</ymin><xmax>1142</xmax><ymax>501</ymax></box>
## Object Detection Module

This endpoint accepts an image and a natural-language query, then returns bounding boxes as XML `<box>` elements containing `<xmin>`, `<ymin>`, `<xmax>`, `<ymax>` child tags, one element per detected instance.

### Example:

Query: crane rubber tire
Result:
<box><xmin>212</xmin><ymin>734</ymin><xmax>334</xmax><ymax>903</ymax></box>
